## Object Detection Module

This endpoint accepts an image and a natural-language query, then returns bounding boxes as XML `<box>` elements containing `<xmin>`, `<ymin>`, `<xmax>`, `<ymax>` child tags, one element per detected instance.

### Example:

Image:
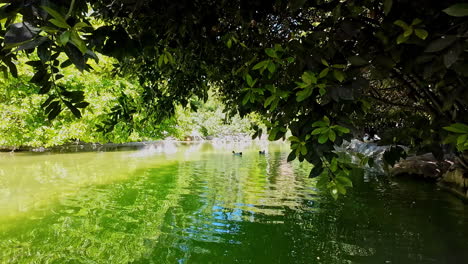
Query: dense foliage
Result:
<box><xmin>0</xmin><ymin>56</ymin><xmax>253</xmax><ymax>148</ymax></box>
<box><xmin>1</xmin><ymin>0</ymin><xmax>468</xmax><ymax>197</ymax></box>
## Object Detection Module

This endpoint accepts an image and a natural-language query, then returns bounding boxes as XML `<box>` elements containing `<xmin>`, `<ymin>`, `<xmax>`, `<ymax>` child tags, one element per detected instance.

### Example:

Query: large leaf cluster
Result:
<box><xmin>1</xmin><ymin>0</ymin><xmax>468</xmax><ymax>197</ymax></box>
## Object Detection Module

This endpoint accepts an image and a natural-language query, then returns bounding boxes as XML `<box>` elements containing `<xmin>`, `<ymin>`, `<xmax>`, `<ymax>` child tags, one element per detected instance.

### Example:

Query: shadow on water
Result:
<box><xmin>0</xmin><ymin>142</ymin><xmax>467</xmax><ymax>263</ymax></box>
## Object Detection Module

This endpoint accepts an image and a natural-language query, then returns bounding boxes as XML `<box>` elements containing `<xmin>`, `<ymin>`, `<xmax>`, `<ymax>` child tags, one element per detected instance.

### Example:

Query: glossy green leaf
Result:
<box><xmin>264</xmin><ymin>95</ymin><xmax>276</xmax><ymax>108</ymax></box>
<box><xmin>311</xmin><ymin>127</ymin><xmax>328</xmax><ymax>135</ymax></box>
<box><xmin>328</xmin><ymin>129</ymin><xmax>336</xmax><ymax>142</ymax></box>
<box><xmin>49</xmin><ymin>18</ymin><xmax>70</xmax><ymax>29</ymax></box>
<box><xmin>383</xmin><ymin>0</ymin><xmax>393</xmax><ymax>15</ymax></box>
<box><xmin>59</xmin><ymin>31</ymin><xmax>71</xmax><ymax>45</ymax></box>
<box><xmin>443</xmin><ymin>4</ymin><xmax>468</xmax><ymax>17</ymax></box>
<box><xmin>321</xmin><ymin>59</ymin><xmax>329</xmax><ymax>67</ymax></box>
<box><xmin>393</xmin><ymin>20</ymin><xmax>409</xmax><ymax>30</ymax></box>
<box><xmin>253</xmin><ymin>60</ymin><xmax>269</xmax><ymax>70</ymax></box>
<box><xmin>443</xmin><ymin>123</ymin><xmax>468</xmax><ymax>133</ymax></box>
<box><xmin>319</xmin><ymin>68</ymin><xmax>329</xmax><ymax>78</ymax></box>
<box><xmin>411</xmin><ymin>18</ymin><xmax>423</xmax><ymax>26</ymax></box>
<box><xmin>70</xmin><ymin>31</ymin><xmax>87</xmax><ymax>54</ymax></box>
<box><xmin>414</xmin><ymin>29</ymin><xmax>428</xmax><ymax>40</ymax></box>
<box><xmin>333</xmin><ymin>70</ymin><xmax>345</xmax><ymax>82</ymax></box>
<box><xmin>396</xmin><ymin>34</ymin><xmax>409</xmax><ymax>44</ymax></box>
<box><xmin>265</xmin><ymin>48</ymin><xmax>278</xmax><ymax>58</ymax></box>
<box><xmin>296</xmin><ymin>87</ymin><xmax>312</xmax><ymax>102</ymax></box>
<box><xmin>318</xmin><ymin>133</ymin><xmax>329</xmax><ymax>144</ymax></box>
<box><xmin>336</xmin><ymin>175</ymin><xmax>353</xmax><ymax>187</ymax></box>
<box><xmin>424</xmin><ymin>36</ymin><xmax>457</xmax><ymax>52</ymax></box>
<box><xmin>267</xmin><ymin>61</ymin><xmax>276</xmax><ymax>73</ymax></box>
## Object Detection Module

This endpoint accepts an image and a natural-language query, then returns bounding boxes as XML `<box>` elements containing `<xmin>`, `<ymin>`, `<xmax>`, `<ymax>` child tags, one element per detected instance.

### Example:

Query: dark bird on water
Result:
<box><xmin>232</xmin><ymin>151</ymin><xmax>242</xmax><ymax>156</ymax></box>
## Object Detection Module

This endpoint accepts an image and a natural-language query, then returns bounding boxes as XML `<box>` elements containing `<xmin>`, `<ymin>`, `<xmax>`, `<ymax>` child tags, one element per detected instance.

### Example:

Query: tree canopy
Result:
<box><xmin>1</xmin><ymin>0</ymin><xmax>468</xmax><ymax>197</ymax></box>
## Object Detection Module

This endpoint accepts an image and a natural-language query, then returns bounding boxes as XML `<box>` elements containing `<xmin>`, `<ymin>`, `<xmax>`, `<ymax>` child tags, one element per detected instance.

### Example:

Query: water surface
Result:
<box><xmin>0</xmin><ymin>142</ymin><xmax>467</xmax><ymax>263</ymax></box>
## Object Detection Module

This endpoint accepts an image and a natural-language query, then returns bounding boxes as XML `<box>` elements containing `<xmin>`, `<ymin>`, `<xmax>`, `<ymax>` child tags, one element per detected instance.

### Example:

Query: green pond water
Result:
<box><xmin>0</xmin><ymin>141</ymin><xmax>467</xmax><ymax>263</ymax></box>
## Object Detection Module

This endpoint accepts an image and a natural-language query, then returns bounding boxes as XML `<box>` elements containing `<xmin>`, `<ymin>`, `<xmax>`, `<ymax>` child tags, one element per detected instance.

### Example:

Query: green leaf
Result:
<box><xmin>309</xmin><ymin>165</ymin><xmax>324</xmax><ymax>178</ymax></box>
<box><xmin>73</xmin><ymin>22</ymin><xmax>91</xmax><ymax>30</ymax></box>
<box><xmin>300</xmin><ymin>145</ymin><xmax>307</xmax><ymax>155</ymax></box>
<box><xmin>268</xmin><ymin>128</ymin><xmax>279</xmax><ymax>141</ymax></box>
<box><xmin>301</xmin><ymin>71</ymin><xmax>317</xmax><ymax>84</ymax></box>
<box><xmin>288</xmin><ymin>136</ymin><xmax>300</xmax><ymax>142</ymax></box>
<box><xmin>335</xmin><ymin>183</ymin><xmax>347</xmax><ymax>195</ymax></box>
<box><xmin>14</xmin><ymin>37</ymin><xmax>48</xmax><ymax>52</ymax></box>
<box><xmin>264</xmin><ymin>95</ymin><xmax>275</xmax><ymax>108</ymax></box>
<box><xmin>41</xmin><ymin>26</ymin><xmax>59</xmax><ymax>34</ymax></box>
<box><xmin>41</xmin><ymin>6</ymin><xmax>67</xmax><ymax>23</ymax></box>
<box><xmin>265</xmin><ymin>48</ymin><xmax>278</xmax><ymax>58</ymax></box>
<box><xmin>63</xmin><ymin>100</ymin><xmax>82</xmax><ymax>118</ymax></box>
<box><xmin>74</xmin><ymin>102</ymin><xmax>90</xmax><ymax>108</ymax></box>
<box><xmin>424</xmin><ymin>36</ymin><xmax>457</xmax><ymax>52</ymax></box>
<box><xmin>328</xmin><ymin>129</ymin><xmax>336</xmax><ymax>142</ymax></box>
<box><xmin>46</xmin><ymin>102</ymin><xmax>62</xmax><ymax>120</ymax></box>
<box><xmin>312</xmin><ymin>119</ymin><xmax>328</xmax><ymax>127</ymax></box>
<box><xmin>414</xmin><ymin>29</ymin><xmax>428</xmax><ymax>40</ymax></box>
<box><xmin>41</xmin><ymin>96</ymin><xmax>56</xmax><ymax>108</ymax></box>
<box><xmin>267</xmin><ymin>61</ymin><xmax>276</xmax><ymax>73</ymax></box>
<box><xmin>333</xmin><ymin>70</ymin><xmax>345</xmax><ymax>82</ymax></box>
<box><xmin>49</xmin><ymin>18</ymin><xmax>70</xmax><ymax>29</ymax></box>
<box><xmin>59</xmin><ymin>31</ymin><xmax>70</xmax><ymax>45</ymax></box>
<box><xmin>319</xmin><ymin>68</ymin><xmax>329</xmax><ymax>78</ymax></box>
<box><xmin>253</xmin><ymin>60</ymin><xmax>269</xmax><ymax>70</ymax></box>
<box><xmin>396</xmin><ymin>34</ymin><xmax>409</xmax><ymax>44</ymax></box>
<box><xmin>330</xmin><ymin>157</ymin><xmax>338</xmax><ymax>172</ymax></box>
<box><xmin>330</xmin><ymin>188</ymin><xmax>339</xmax><ymax>200</ymax></box>
<box><xmin>296</xmin><ymin>87</ymin><xmax>312</xmax><ymax>102</ymax></box>
<box><xmin>321</xmin><ymin>59</ymin><xmax>329</xmax><ymax>67</ymax></box>
<box><xmin>38</xmin><ymin>42</ymin><xmax>51</xmax><ymax>62</ymax></box>
<box><xmin>242</xmin><ymin>93</ymin><xmax>250</xmax><ymax>105</ymax></box>
<box><xmin>318</xmin><ymin>133</ymin><xmax>329</xmax><ymax>144</ymax></box>
<box><xmin>331</xmin><ymin>64</ymin><xmax>345</xmax><ymax>69</ymax></box>
<box><xmin>287</xmin><ymin>151</ymin><xmax>296</xmax><ymax>162</ymax></box>
<box><xmin>336</xmin><ymin>176</ymin><xmax>353</xmax><ymax>187</ymax></box>
<box><xmin>165</xmin><ymin>52</ymin><xmax>175</xmax><ymax>64</ymax></box>
<box><xmin>311</xmin><ymin>127</ymin><xmax>328</xmax><ymax>135</ymax></box>
<box><xmin>403</xmin><ymin>27</ymin><xmax>413</xmax><ymax>37</ymax></box>
<box><xmin>393</xmin><ymin>20</ymin><xmax>409</xmax><ymax>30</ymax></box>
<box><xmin>70</xmin><ymin>31</ymin><xmax>87</xmax><ymax>54</ymax></box>
<box><xmin>457</xmin><ymin>134</ymin><xmax>468</xmax><ymax>146</ymax></box>
<box><xmin>333</xmin><ymin>125</ymin><xmax>350</xmax><ymax>134</ymax></box>
<box><xmin>319</xmin><ymin>88</ymin><xmax>326</xmax><ymax>96</ymax></box>
<box><xmin>410</xmin><ymin>18</ymin><xmax>422</xmax><ymax>26</ymax></box>
<box><xmin>443</xmin><ymin>123</ymin><xmax>468</xmax><ymax>133</ymax></box>
<box><xmin>383</xmin><ymin>0</ymin><xmax>393</xmax><ymax>15</ymax></box>
<box><xmin>226</xmin><ymin>39</ymin><xmax>232</xmax><ymax>48</ymax></box>
<box><xmin>443</xmin><ymin>4</ymin><xmax>468</xmax><ymax>17</ymax></box>
<box><xmin>245</xmin><ymin>74</ymin><xmax>254</xmax><ymax>87</ymax></box>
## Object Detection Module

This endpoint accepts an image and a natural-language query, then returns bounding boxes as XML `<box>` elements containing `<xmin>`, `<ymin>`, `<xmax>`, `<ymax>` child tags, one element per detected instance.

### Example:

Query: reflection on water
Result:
<box><xmin>0</xmin><ymin>142</ymin><xmax>467</xmax><ymax>263</ymax></box>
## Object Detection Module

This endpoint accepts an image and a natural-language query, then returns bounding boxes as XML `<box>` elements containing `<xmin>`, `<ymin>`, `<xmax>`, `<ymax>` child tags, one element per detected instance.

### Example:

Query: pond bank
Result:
<box><xmin>339</xmin><ymin>139</ymin><xmax>468</xmax><ymax>201</ymax></box>
<box><xmin>390</xmin><ymin>153</ymin><xmax>468</xmax><ymax>200</ymax></box>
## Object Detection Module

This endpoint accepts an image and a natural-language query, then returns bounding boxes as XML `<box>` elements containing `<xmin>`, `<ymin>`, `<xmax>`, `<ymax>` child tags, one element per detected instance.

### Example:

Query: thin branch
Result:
<box><xmin>66</xmin><ymin>0</ymin><xmax>76</xmax><ymax>19</ymax></box>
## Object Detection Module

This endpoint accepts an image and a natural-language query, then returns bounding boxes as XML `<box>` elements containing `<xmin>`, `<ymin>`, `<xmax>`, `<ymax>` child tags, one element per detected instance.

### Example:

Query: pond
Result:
<box><xmin>0</xmin><ymin>141</ymin><xmax>467</xmax><ymax>263</ymax></box>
